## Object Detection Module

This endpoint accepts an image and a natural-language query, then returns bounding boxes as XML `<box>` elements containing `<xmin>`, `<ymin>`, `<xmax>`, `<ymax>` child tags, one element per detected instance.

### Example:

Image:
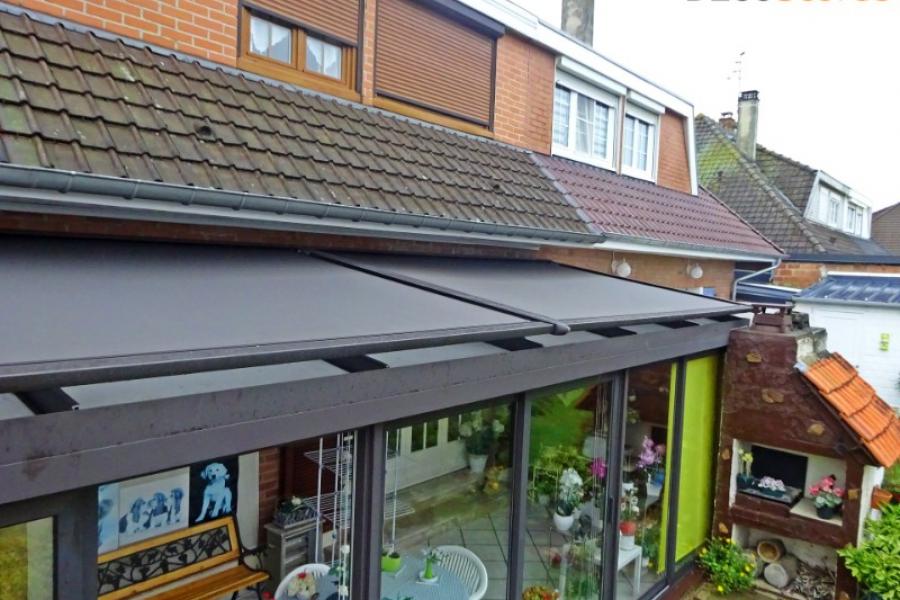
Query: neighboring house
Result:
<box><xmin>794</xmin><ymin>274</ymin><xmax>900</xmax><ymax>408</ymax></box>
<box><xmin>695</xmin><ymin>91</ymin><xmax>900</xmax><ymax>292</ymax></box>
<box><xmin>873</xmin><ymin>201</ymin><xmax>900</xmax><ymax>255</ymax></box>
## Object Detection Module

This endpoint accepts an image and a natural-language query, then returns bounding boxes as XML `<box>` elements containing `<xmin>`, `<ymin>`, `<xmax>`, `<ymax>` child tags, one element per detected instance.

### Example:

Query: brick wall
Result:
<box><xmin>361</xmin><ymin>0</ymin><xmax>377</xmax><ymax>104</ymax></box>
<box><xmin>12</xmin><ymin>0</ymin><xmax>238</xmax><ymax>65</ymax></box>
<box><xmin>539</xmin><ymin>246</ymin><xmax>735</xmax><ymax>299</ymax></box>
<box><xmin>493</xmin><ymin>33</ymin><xmax>555</xmax><ymax>153</ymax></box>
<box><xmin>773</xmin><ymin>260</ymin><xmax>900</xmax><ymax>289</ymax></box>
<box><xmin>257</xmin><ymin>447</ymin><xmax>281</xmax><ymax>538</ymax></box>
<box><xmin>657</xmin><ymin>109</ymin><xmax>691</xmax><ymax>194</ymax></box>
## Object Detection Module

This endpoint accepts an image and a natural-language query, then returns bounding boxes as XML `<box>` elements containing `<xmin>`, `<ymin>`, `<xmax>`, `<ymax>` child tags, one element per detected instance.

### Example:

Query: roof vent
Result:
<box><xmin>194</xmin><ymin>123</ymin><xmax>215</xmax><ymax>139</ymax></box>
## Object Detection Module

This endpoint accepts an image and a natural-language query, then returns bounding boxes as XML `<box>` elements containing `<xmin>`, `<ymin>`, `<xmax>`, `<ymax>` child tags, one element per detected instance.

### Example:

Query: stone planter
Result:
<box><xmin>467</xmin><ymin>454</ymin><xmax>488</xmax><ymax>474</ymax></box>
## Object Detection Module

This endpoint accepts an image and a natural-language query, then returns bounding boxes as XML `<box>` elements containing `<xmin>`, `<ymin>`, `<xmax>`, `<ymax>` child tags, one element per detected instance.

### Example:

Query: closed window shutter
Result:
<box><xmin>375</xmin><ymin>0</ymin><xmax>495</xmax><ymax>125</ymax></box>
<box><xmin>248</xmin><ymin>0</ymin><xmax>360</xmax><ymax>45</ymax></box>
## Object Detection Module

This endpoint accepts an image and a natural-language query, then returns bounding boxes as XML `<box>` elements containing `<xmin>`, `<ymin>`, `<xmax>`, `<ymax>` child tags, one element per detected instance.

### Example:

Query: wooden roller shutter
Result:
<box><xmin>248</xmin><ymin>0</ymin><xmax>360</xmax><ymax>45</ymax></box>
<box><xmin>375</xmin><ymin>0</ymin><xmax>495</xmax><ymax>126</ymax></box>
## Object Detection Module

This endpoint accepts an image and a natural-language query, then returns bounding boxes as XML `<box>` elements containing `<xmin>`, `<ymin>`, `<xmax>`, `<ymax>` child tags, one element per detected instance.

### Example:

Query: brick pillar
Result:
<box><xmin>360</xmin><ymin>0</ymin><xmax>377</xmax><ymax>104</ymax></box>
<box><xmin>258</xmin><ymin>447</ymin><xmax>282</xmax><ymax>539</ymax></box>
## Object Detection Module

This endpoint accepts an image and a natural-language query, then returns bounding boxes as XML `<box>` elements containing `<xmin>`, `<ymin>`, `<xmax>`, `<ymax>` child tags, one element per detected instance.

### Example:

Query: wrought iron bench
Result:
<box><xmin>98</xmin><ymin>515</ymin><xmax>268</xmax><ymax>600</ymax></box>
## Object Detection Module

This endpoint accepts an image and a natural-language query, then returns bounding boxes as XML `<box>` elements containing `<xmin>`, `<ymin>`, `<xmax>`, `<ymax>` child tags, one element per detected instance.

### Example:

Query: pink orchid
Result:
<box><xmin>591</xmin><ymin>457</ymin><xmax>607</xmax><ymax>479</ymax></box>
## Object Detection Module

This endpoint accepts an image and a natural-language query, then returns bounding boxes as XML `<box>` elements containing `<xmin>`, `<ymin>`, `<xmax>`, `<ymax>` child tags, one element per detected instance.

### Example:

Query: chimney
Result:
<box><xmin>719</xmin><ymin>111</ymin><xmax>736</xmax><ymax>133</ymax></box>
<box><xmin>737</xmin><ymin>90</ymin><xmax>759</xmax><ymax>161</ymax></box>
<box><xmin>561</xmin><ymin>0</ymin><xmax>594</xmax><ymax>45</ymax></box>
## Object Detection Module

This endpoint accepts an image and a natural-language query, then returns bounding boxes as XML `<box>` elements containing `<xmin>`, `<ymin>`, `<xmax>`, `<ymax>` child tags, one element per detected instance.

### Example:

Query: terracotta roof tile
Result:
<box><xmin>533</xmin><ymin>154</ymin><xmax>781</xmax><ymax>256</ymax></box>
<box><xmin>0</xmin><ymin>9</ymin><xmax>589</xmax><ymax>237</ymax></box>
<box><xmin>803</xmin><ymin>353</ymin><xmax>900</xmax><ymax>466</ymax></box>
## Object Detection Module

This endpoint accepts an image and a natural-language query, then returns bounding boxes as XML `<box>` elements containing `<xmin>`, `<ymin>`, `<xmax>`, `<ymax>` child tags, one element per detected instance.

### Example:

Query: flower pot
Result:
<box><xmin>619</xmin><ymin>533</ymin><xmax>635</xmax><ymax>550</ymax></box>
<box><xmin>381</xmin><ymin>553</ymin><xmax>402</xmax><ymax>573</ymax></box>
<box><xmin>816</xmin><ymin>504</ymin><xmax>838</xmax><ymax>520</ymax></box>
<box><xmin>737</xmin><ymin>474</ymin><xmax>755</xmax><ymax>490</ymax></box>
<box><xmin>619</xmin><ymin>520</ymin><xmax>637</xmax><ymax>536</ymax></box>
<box><xmin>553</xmin><ymin>512</ymin><xmax>574</xmax><ymax>532</ymax></box>
<box><xmin>871</xmin><ymin>487</ymin><xmax>892</xmax><ymax>509</ymax></box>
<box><xmin>467</xmin><ymin>454</ymin><xmax>488</xmax><ymax>474</ymax></box>
<box><xmin>641</xmin><ymin>556</ymin><xmax>650</xmax><ymax>568</ymax></box>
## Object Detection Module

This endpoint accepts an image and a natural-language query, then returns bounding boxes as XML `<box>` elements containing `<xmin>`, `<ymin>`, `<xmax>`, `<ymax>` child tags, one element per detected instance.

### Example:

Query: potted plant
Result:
<box><xmin>838</xmin><ymin>503</ymin><xmax>900</xmax><ymax>600</ymax></box>
<box><xmin>619</xmin><ymin>483</ymin><xmax>640</xmax><ymax>550</ymax></box>
<box><xmin>522</xmin><ymin>585</ymin><xmax>559</xmax><ymax>600</ymax></box>
<box><xmin>419</xmin><ymin>547</ymin><xmax>443</xmax><ymax>583</ymax></box>
<box><xmin>755</xmin><ymin>476</ymin><xmax>787</xmax><ymax>498</ymax></box>
<box><xmin>553</xmin><ymin>468</ymin><xmax>584</xmax><ymax>532</ymax></box>
<box><xmin>808</xmin><ymin>474</ymin><xmax>844</xmax><ymax>519</ymax></box>
<box><xmin>381</xmin><ymin>548</ymin><xmax>403</xmax><ymax>573</ymax></box>
<box><xmin>637</xmin><ymin>437</ymin><xmax>665</xmax><ymax>492</ymax></box>
<box><xmin>737</xmin><ymin>450</ymin><xmax>755</xmax><ymax>490</ymax></box>
<box><xmin>286</xmin><ymin>571</ymin><xmax>318</xmax><ymax>600</ymax></box>
<box><xmin>273</xmin><ymin>496</ymin><xmax>314</xmax><ymax>528</ymax></box>
<box><xmin>642</xmin><ymin>522</ymin><xmax>660</xmax><ymax>569</ymax></box>
<box><xmin>459</xmin><ymin>412</ymin><xmax>504</xmax><ymax>474</ymax></box>
<box><xmin>697</xmin><ymin>536</ymin><xmax>755</xmax><ymax>595</ymax></box>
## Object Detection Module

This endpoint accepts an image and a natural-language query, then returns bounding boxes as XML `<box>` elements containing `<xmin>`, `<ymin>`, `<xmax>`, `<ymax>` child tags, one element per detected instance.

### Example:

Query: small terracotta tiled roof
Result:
<box><xmin>803</xmin><ymin>353</ymin><xmax>900</xmax><ymax>467</ymax></box>
<box><xmin>533</xmin><ymin>153</ymin><xmax>782</xmax><ymax>256</ymax></box>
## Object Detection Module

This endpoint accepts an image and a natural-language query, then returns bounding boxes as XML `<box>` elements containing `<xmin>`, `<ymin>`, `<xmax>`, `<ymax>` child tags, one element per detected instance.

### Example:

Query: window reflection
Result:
<box><xmin>383</xmin><ymin>403</ymin><xmax>512</xmax><ymax>599</ymax></box>
<box><xmin>0</xmin><ymin>517</ymin><xmax>53</xmax><ymax>599</ymax></box>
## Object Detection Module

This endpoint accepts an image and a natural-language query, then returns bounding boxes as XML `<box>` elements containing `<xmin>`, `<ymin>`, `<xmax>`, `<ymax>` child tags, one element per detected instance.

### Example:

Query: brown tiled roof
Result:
<box><xmin>873</xmin><ymin>202</ymin><xmax>900</xmax><ymax>255</ymax></box>
<box><xmin>695</xmin><ymin>115</ymin><xmax>892</xmax><ymax>258</ymax></box>
<box><xmin>803</xmin><ymin>353</ymin><xmax>900</xmax><ymax>467</ymax></box>
<box><xmin>534</xmin><ymin>154</ymin><xmax>782</xmax><ymax>256</ymax></box>
<box><xmin>0</xmin><ymin>9</ymin><xmax>591</xmax><ymax>237</ymax></box>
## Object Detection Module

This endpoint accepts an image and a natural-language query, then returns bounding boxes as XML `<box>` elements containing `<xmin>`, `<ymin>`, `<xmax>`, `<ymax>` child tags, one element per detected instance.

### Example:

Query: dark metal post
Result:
<box><xmin>664</xmin><ymin>359</ymin><xmax>688</xmax><ymax>582</ymax></box>
<box><xmin>507</xmin><ymin>393</ymin><xmax>530</xmax><ymax>600</ymax></box>
<box><xmin>350</xmin><ymin>424</ymin><xmax>385</xmax><ymax>599</ymax></box>
<box><xmin>601</xmin><ymin>372</ymin><xmax>627</xmax><ymax>600</ymax></box>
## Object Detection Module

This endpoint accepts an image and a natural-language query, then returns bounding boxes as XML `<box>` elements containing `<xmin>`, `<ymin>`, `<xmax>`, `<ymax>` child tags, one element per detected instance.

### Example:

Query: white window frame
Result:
<box><xmin>621</xmin><ymin>102</ymin><xmax>659</xmax><ymax>182</ymax></box>
<box><xmin>551</xmin><ymin>72</ymin><xmax>618</xmax><ymax>171</ymax></box>
<box><xmin>846</xmin><ymin>202</ymin><xmax>865</xmax><ymax>236</ymax></box>
<box><xmin>826</xmin><ymin>188</ymin><xmax>843</xmax><ymax>228</ymax></box>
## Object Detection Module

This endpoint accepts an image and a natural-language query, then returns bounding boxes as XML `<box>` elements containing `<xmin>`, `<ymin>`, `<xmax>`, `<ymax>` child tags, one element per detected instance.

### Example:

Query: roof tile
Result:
<box><xmin>803</xmin><ymin>353</ymin><xmax>900</xmax><ymax>467</ymax></box>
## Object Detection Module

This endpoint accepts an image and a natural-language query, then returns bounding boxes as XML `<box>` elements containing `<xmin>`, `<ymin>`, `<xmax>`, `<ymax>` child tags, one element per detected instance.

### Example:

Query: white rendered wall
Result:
<box><xmin>238</xmin><ymin>452</ymin><xmax>260</xmax><ymax>548</ymax></box>
<box><xmin>797</xmin><ymin>302</ymin><xmax>900</xmax><ymax>408</ymax></box>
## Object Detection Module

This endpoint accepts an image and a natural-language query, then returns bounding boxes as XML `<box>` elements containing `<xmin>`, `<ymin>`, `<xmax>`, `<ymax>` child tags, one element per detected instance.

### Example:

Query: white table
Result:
<box><xmin>617</xmin><ymin>545</ymin><xmax>643</xmax><ymax>599</ymax></box>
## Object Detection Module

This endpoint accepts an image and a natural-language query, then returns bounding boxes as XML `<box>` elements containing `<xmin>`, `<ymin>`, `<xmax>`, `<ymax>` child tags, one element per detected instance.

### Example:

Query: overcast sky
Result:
<box><xmin>512</xmin><ymin>0</ymin><xmax>899</xmax><ymax>210</ymax></box>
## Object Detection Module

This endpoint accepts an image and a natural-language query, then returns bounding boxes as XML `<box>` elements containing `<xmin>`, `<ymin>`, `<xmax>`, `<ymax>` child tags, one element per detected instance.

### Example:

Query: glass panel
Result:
<box><xmin>425</xmin><ymin>420</ymin><xmax>440</xmax><ymax>449</ymax></box>
<box><xmin>411</xmin><ymin>423</ymin><xmax>425</xmax><ymax>452</ymax></box>
<box><xmin>269</xmin><ymin>22</ymin><xmax>292</xmax><ymax>63</ymax></box>
<box><xmin>617</xmin><ymin>361</ymin><xmax>674</xmax><ymax>599</ymax></box>
<box><xmin>382</xmin><ymin>402</ymin><xmax>512</xmax><ymax>600</ymax></box>
<box><xmin>448</xmin><ymin>415</ymin><xmax>461</xmax><ymax>443</ymax></box>
<box><xmin>306</xmin><ymin>36</ymin><xmax>323</xmax><ymax>74</ymax></box>
<box><xmin>525</xmin><ymin>382</ymin><xmax>612</xmax><ymax>599</ymax></box>
<box><xmin>623</xmin><ymin>116</ymin><xmax>635</xmax><ymax>168</ymax></box>
<box><xmin>249</xmin><ymin>16</ymin><xmax>291</xmax><ymax>64</ymax></box>
<box><xmin>323</xmin><ymin>41</ymin><xmax>342</xmax><ymax>78</ymax></box>
<box><xmin>637</xmin><ymin>121</ymin><xmax>650</xmax><ymax>171</ymax></box>
<box><xmin>553</xmin><ymin>87</ymin><xmax>570</xmax><ymax>146</ymax></box>
<box><xmin>673</xmin><ymin>355</ymin><xmax>720</xmax><ymax>569</ymax></box>
<box><xmin>592</xmin><ymin>102</ymin><xmax>609</xmax><ymax>159</ymax></box>
<box><xmin>0</xmin><ymin>517</ymin><xmax>54</xmax><ymax>599</ymax></box>
<box><xmin>575</xmin><ymin>95</ymin><xmax>593</xmax><ymax>154</ymax></box>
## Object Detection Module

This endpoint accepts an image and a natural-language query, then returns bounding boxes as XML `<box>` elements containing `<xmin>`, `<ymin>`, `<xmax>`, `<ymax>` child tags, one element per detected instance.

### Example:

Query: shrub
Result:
<box><xmin>697</xmin><ymin>536</ymin><xmax>755</xmax><ymax>595</ymax></box>
<box><xmin>838</xmin><ymin>503</ymin><xmax>900</xmax><ymax>600</ymax></box>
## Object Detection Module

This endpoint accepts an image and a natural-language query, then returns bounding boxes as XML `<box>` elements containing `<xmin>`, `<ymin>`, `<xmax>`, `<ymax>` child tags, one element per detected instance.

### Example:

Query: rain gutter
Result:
<box><xmin>0</xmin><ymin>164</ymin><xmax>606</xmax><ymax>248</ymax></box>
<box><xmin>732</xmin><ymin>258</ymin><xmax>782</xmax><ymax>301</ymax></box>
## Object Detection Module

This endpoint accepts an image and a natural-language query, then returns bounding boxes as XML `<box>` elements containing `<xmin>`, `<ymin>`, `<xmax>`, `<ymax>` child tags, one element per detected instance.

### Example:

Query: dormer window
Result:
<box><xmin>828</xmin><ymin>191</ymin><xmax>842</xmax><ymax>227</ymax></box>
<box><xmin>846</xmin><ymin>203</ymin><xmax>864</xmax><ymax>236</ymax></box>
<box><xmin>551</xmin><ymin>83</ymin><xmax>616</xmax><ymax>169</ymax></box>
<box><xmin>622</xmin><ymin>106</ymin><xmax>658</xmax><ymax>180</ymax></box>
<box><xmin>819</xmin><ymin>185</ymin><xmax>869</xmax><ymax>236</ymax></box>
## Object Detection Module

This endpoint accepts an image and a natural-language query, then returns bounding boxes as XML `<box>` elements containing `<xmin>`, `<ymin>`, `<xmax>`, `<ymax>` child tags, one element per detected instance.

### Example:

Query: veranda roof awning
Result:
<box><xmin>0</xmin><ymin>236</ymin><xmax>745</xmax><ymax>390</ymax></box>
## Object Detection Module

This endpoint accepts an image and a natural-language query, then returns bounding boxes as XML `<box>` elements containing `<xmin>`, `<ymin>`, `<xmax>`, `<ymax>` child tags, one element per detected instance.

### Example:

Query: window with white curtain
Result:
<box><xmin>551</xmin><ymin>84</ymin><xmax>615</xmax><ymax>169</ymax></box>
<box><xmin>622</xmin><ymin>113</ymin><xmax>655</xmax><ymax>178</ymax></box>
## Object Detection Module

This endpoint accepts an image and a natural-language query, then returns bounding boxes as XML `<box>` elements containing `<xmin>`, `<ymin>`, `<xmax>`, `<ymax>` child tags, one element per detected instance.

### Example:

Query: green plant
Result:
<box><xmin>697</xmin><ymin>536</ymin><xmax>755</xmax><ymax>595</ymax></box>
<box><xmin>808</xmin><ymin>475</ymin><xmax>844</xmax><ymax>509</ymax></box>
<box><xmin>838</xmin><ymin>503</ymin><xmax>900</xmax><ymax>599</ymax></box>
<box><xmin>522</xmin><ymin>585</ymin><xmax>559</xmax><ymax>600</ymax></box>
<box><xmin>555</xmin><ymin>468</ymin><xmax>584</xmax><ymax>516</ymax></box>
<box><xmin>642</xmin><ymin>522</ymin><xmax>661</xmax><ymax>569</ymax></box>
<box><xmin>883</xmin><ymin>460</ymin><xmax>900</xmax><ymax>493</ymax></box>
<box><xmin>535</xmin><ymin>445</ymin><xmax>591</xmax><ymax>481</ymax></box>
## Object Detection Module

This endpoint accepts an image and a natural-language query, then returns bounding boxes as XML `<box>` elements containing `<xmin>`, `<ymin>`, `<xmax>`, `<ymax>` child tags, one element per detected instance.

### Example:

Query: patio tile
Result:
<box><xmin>484</xmin><ymin>577</ymin><xmax>507</xmax><ymax>600</ymax></box>
<box><xmin>464</xmin><ymin>543</ymin><xmax>506</xmax><ymax>562</ymax></box>
<box><xmin>462</xmin><ymin>529</ymin><xmax>499</xmax><ymax>544</ymax></box>
<box><xmin>462</xmin><ymin>517</ymin><xmax>494</xmax><ymax>530</ymax></box>
<box><xmin>523</xmin><ymin>546</ymin><xmax>544</xmax><ymax>562</ymax></box>
<box><xmin>428</xmin><ymin>529</ymin><xmax>463</xmax><ymax>545</ymax></box>
<box><xmin>523</xmin><ymin>561</ymin><xmax>549</xmax><ymax>580</ymax></box>
<box><xmin>483</xmin><ymin>560</ymin><xmax>509</xmax><ymax>579</ymax></box>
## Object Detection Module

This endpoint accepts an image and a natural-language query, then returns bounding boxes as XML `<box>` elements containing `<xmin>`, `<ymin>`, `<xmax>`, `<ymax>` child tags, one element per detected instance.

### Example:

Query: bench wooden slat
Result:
<box><xmin>150</xmin><ymin>565</ymin><xmax>268</xmax><ymax>600</ymax></box>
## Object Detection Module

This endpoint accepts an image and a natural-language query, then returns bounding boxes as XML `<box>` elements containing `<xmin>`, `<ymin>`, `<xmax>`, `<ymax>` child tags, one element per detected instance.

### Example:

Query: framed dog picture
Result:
<box><xmin>117</xmin><ymin>468</ymin><xmax>190</xmax><ymax>546</ymax></box>
<box><xmin>189</xmin><ymin>456</ymin><xmax>239</xmax><ymax>524</ymax></box>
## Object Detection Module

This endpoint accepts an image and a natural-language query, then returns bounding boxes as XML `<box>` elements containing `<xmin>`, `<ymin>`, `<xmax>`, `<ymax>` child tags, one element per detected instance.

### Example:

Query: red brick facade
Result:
<box><xmin>257</xmin><ymin>447</ymin><xmax>282</xmax><ymax>539</ymax></box>
<box><xmin>657</xmin><ymin>109</ymin><xmax>691</xmax><ymax>194</ymax></box>
<box><xmin>493</xmin><ymin>33</ymin><xmax>555</xmax><ymax>153</ymax></box>
<box><xmin>539</xmin><ymin>246</ymin><xmax>735</xmax><ymax>299</ymax></box>
<box><xmin>12</xmin><ymin>0</ymin><xmax>238</xmax><ymax>65</ymax></box>
<box><xmin>773</xmin><ymin>260</ymin><xmax>900</xmax><ymax>289</ymax></box>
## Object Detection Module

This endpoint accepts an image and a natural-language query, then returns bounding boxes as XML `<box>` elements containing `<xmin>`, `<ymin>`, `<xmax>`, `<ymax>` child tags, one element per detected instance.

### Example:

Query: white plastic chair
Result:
<box><xmin>436</xmin><ymin>545</ymin><xmax>489</xmax><ymax>600</ymax></box>
<box><xmin>275</xmin><ymin>563</ymin><xmax>331</xmax><ymax>600</ymax></box>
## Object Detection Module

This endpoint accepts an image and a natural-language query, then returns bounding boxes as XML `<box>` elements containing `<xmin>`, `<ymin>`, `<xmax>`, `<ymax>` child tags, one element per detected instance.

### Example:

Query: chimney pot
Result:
<box><xmin>719</xmin><ymin>111</ymin><xmax>736</xmax><ymax>132</ymax></box>
<box><xmin>737</xmin><ymin>90</ymin><xmax>760</xmax><ymax>161</ymax></box>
